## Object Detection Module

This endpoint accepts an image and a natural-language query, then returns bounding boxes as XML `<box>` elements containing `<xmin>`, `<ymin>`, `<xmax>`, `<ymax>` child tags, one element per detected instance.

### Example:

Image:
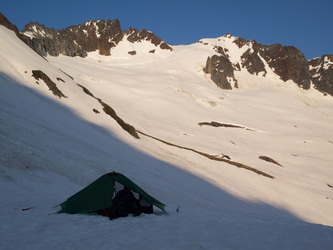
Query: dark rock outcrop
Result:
<box><xmin>204</xmin><ymin>55</ymin><xmax>238</xmax><ymax>89</ymax></box>
<box><xmin>126</xmin><ymin>28</ymin><xmax>173</xmax><ymax>51</ymax></box>
<box><xmin>259</xmin><ymin>44</ymin><xmax>310</xmax><ymax>89</ymax></box>
<box><xmin>21</xmin><ymin>20</ymin><xmax>123</xmax><ymax>57</ymax></box>
<box><xmin>0</xmin><ymin>12</ymin><xmax>20</xmax><ymax>34</ymax></box>
<box><xmin>20</xmin><ymin>19</ymin><xmax>172</xmax><ymax>58</ymax></box>
<box><xmin>32</xmin><ymin>70</ymin><xmax>67</xmax><ymax>98</ymax></box>
<box><xmin>205</xmin><ymin>36</ymin><xmax>320</xmax><ymax>93</ymax></box>
<box><xmin>198</xmin><ymin>121</ymin><xmax>244</xmax><ymax>129</ymax></box>
<box><xmin>232</xmin><ymin>37</ymin><xmax>310</xmax><ymax>84</ymax></box>
<box><xmin>0</xmin><ymin>12</ymin><xmax>40</xmax><ymax>54</ymax></box>
<box><xmin>235</xmin><ymin>37</ymin><xmax>310</xmax><ymax>89</ymax></box>
<box><xmin>309</xmin><ymin>55</ymin><xmax>333</xmax><ymax>96</ymax></box>
<box><xmin>233</xmin><ymin>37</ymin><xmax>248</xmax><ymax>48</ymax></box>
<box><xmin>241</xmin><ymin>40</ymin><xmax>267</xmax><ymax>76</ymax></box>
<box><xmin>259</xmin><ymin>156</ymin><xmax>283</xmax><ymax>167</ymax></box>
<box><xmin>21</xmin><ymin>22</ymin><xmax>87</xmax><ymax>57</ymax></box>
<box><xmin>76</xmin><ymin>84</ymin><xmax>140</xmax><ymax>139</ymax></box>
<box><xmin>213</xmin><ymin>45</ymin><xmax>229</xmax><ymax>57</ymax></box>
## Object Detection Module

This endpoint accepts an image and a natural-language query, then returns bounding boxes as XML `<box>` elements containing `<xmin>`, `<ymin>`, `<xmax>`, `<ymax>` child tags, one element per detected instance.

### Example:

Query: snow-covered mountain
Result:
<box><xmin>1</xmin><ymin>13</ymin><xmax>333</xmax><ymax>249</ymax></box>
<box><xmin>16</xmin><ymin>17</ymin><xmax>333</xmax><ymax>97</ymax></box>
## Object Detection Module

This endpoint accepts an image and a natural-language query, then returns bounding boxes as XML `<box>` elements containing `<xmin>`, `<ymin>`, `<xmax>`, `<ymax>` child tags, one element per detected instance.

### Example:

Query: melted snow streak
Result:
<box><xmin>137</xmin><ymin>130</ymin><xmax>274</xmax><ymax>179</ymax></box>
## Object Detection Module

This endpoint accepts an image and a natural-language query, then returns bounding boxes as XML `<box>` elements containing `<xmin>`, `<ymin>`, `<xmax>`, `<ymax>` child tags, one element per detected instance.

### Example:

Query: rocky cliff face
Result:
<box><xmin>20</xmin><ymin>19</ymin><xmax>172</xmax><ymax>57</ymax></box>
<box><xmin>309</xmin><ymin>55</ymin><xmax>333</xmax><ymax>96</ymax></box>
<box><xmin>259</xmin><ymin>43</ymin><xmax>310</xmax><ymax>89</ymax></box>
<box><xmin>204</xmin><ymin>55</ymin><xmax>238</xmax><ymax>89</ymax></box>
<box><xmin>240</xmin><ymin>40</ymin><xmax>267</xmax><ymax>77</ymax></box>
<box><xmin>203</xmin><ymin>34</ymin><xmax>332</xmax><ymax>96</ymax></box>
<box><xmin>21</xmin><ymin>23</ymin><xmax>86</xmax><ymax>57</ymax></box>
<box><xmin>21</xmin><ymin>20</ymin><xmax>122</xmax><ymax>57</ymax></box>
<box><xmin>125</xmin><ymin>27</ymin><xmax>172</xmax><ymax>51</ymax></box>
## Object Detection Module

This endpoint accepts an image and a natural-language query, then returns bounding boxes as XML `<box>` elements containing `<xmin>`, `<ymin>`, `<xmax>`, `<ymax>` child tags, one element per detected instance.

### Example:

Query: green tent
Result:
<box><xmin>58</xmin><ymin>172</ymin><xmax>166</xmax><ymax>214</ymax></box>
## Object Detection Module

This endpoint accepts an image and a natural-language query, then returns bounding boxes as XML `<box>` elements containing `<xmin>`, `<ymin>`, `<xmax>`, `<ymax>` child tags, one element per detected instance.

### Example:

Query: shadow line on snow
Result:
<box><xmin>74</xmin><ymin>82</ymin><xmax>274</xmax><ymax>179</ymax></box>
<box><xmin>0</xmin><ymin>72</ymin><xmax>324</xmax><ymax>229</ymax></box>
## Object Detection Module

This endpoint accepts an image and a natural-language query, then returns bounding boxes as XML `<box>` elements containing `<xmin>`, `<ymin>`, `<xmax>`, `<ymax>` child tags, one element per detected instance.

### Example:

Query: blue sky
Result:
<box><xmin>1</xmin><ymin>0</ymin><xmax>332</xmax><ymax>59</ymax></box>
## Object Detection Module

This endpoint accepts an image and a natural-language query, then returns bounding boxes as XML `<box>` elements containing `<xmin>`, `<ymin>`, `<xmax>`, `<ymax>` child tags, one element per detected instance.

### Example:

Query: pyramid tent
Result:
<box><xmin>58</xmin><ymin>172</ymin><xmax>166</xmax><ymax>214</ymax></box>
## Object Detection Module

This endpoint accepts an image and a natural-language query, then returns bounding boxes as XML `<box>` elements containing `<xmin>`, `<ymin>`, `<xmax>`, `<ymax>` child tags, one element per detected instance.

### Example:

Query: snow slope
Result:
<box><xmin>1</xmin><ymin>25</ymin><xmax>333</xmax><ymax>249</ymax></box>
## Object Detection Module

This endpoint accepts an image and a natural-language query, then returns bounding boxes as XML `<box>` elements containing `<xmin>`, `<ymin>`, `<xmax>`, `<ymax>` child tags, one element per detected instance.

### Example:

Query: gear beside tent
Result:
<box><xmin>57</xmin><ymin>172</ymin><xmax>166</xmax><ymax>218</ymax></box>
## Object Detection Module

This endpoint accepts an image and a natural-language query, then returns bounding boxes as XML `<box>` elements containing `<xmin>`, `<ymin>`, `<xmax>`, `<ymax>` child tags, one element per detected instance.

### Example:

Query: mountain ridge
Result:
<box><xmin>0</xmin><ymin>11</ymin><xmax>332</xmax><ymax>96</ymax></box>
<box><xmin>20</xmin><ymin>19</ymin><xmax>173</xmax><ymax>57</ymax></box>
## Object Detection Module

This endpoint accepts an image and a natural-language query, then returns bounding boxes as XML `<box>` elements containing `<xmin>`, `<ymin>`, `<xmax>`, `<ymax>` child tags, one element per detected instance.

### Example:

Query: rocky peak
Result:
<box><xmin>125</xmin><ymin>28</ymin><xmax>172</xmax><ymax>51</ymax></box>
<box><xmin>309</xmin><ymin>55</ymin><xmax>333</xmax><ymax>96</ymax></box>
<box><xmin>232</xmin><ymin>36</ymin><xmax>309</xmax><ymax>87</ymax></box>
<box><xmin>67</xmin><ymin>19</ymin><xmax>122</xmax><ymax>56</ymax></box>
<box><xmin>233</xmin><ymin>36</ymin><xmax>249</xmax><ymax>48</ymax></box>
<box><xmin>240</xmin><ymin>40</ymin><xmax>267</xmax><ymax>76</ymax></box>
<box><xmin>259</xmin><ymin>44</ymin><xmax>310</xmax><ymax>89</ymax></box>
<box><xmin>204</xmin><ymin>34</ymin><xmax>316</xmax><ymax>93</ymax></box>
<box><xmin>20</xmin><ymin>19</ymin><xmax>172</xmax><ymax>57</ymax></box>
<box><xmin>21</xmin><ymin>22</ymin><xmax>56</xmax><ymax>39</ymax></box>
<box><xmin>21</xmin><ymin>19</ymin><xmax>123</xmax><ymax>57</ymax></box>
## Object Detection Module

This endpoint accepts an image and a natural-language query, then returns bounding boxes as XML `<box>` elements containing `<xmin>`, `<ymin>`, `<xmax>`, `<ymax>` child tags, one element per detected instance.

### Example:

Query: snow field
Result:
<box><xmin>1</xmin><ymin>25</ymin><xmax>333</xmax><ymax>249</ymax></box>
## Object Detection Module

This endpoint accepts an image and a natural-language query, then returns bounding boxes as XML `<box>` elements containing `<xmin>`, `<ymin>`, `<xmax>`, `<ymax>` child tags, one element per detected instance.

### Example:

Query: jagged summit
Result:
<box><xmin>20</xmin><ymin>19</ymin><xmax>172</xmax><ymax>58</ymax></box>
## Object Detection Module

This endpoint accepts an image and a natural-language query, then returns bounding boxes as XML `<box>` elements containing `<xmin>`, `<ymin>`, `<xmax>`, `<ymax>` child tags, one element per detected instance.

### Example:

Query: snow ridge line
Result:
<box><xmin>136</xmin><ymin>130</ymin><xmax>274</xmax><ymax>179</ymax></box>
